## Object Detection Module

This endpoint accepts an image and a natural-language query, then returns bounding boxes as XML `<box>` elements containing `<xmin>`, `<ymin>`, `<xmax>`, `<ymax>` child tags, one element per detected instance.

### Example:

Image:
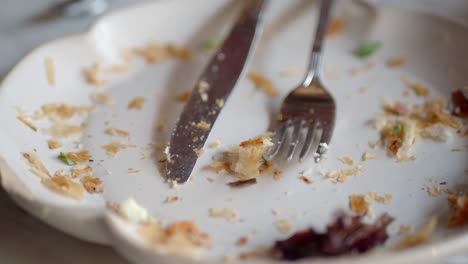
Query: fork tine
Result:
<box><xmin>285</xmin><ymin>120</ymin><xmax>304</xmax><ymax>161</ymax></box>
<box><xmin>319</xmin><ymin>121</ymin><xmax>334</xmax><ymax>145</ymax></box>
<box><xmin>298</xmin><ymin>121</ymin><xmax>318</xmax><ymax>161</ymax></box>
<box><xmin>265</xmin><ymin>120</ymin><xmax>291</xmax><ymax>161</ymax></box>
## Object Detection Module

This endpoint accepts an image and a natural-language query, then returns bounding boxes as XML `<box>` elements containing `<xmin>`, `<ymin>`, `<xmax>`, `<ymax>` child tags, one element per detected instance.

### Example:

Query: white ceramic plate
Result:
<box><xmin>1</xmin><ymin>0</ymin><xmax>467</xmax><ymax>263</ymax></box>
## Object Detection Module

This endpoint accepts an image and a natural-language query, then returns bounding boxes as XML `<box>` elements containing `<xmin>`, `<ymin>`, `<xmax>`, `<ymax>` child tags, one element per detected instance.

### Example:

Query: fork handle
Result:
<box><xmin>303</xmin><ymin>0</ymin><xmax>335</xmax><ymax>86</ymax></box>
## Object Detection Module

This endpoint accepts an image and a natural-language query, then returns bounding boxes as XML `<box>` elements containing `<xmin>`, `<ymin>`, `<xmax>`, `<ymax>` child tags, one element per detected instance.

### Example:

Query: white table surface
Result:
<box><xmin>0</xmin><ymin>1</ymin><xmax>467</xmax><ymax>263</ymax></box>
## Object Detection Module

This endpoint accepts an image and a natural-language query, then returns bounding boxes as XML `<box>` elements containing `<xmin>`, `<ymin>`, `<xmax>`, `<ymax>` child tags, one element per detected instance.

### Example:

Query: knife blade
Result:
<box><xmin>166</xmin><ymin>0</ymin><xmax>269</xmax><ymax>184</ymax></box>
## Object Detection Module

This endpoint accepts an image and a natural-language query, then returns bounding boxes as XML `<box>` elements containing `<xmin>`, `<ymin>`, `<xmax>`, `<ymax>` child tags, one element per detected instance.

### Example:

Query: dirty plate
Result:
<box><xmin>0</xmin><ymin>0</ymin><xmax>467</xmax><ymax>263</ymax></box>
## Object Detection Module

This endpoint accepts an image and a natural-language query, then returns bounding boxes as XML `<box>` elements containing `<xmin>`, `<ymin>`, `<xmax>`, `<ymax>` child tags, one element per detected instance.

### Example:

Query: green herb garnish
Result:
<box><xmin>201</xmin><ymin>36</ymin><xmax>224</xmax><ymax>51</ymax></box>
<box><xmin>392</xmin><ymin>124</ymin><xmax>403</xmax><ymax>135</ymax></box>
<box><xmin>58</xmin><ymin>152</ymin><xmax>77</xmax><ymax>166</ymax></box>
<box><xmin>356</xmin><ymin>41</ymin><xmax>381</xmax><ymax>58</ymax></box>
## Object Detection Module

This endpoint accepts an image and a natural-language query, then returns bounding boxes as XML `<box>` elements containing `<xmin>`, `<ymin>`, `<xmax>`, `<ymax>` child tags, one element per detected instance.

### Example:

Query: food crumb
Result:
<box><xmin>128</xmin><ymin>97</ymin><xmax>145</xmax><ymax>110</ymax></box>
<box><xmin>236</xmin><ymin>236</ymin><xmax>249</xmax><ymax>247</ymax></box>
<box><xmin>247</xmin><ymin>72</ymin><xmax>278</xmax><ymax>97</ymax></box>
<box><xmin>43</xmin><ymin>175</ymin><xmax>86</xmax><ymax>200</ymax></box>
<box><xmin>327</xmin><ymin>18</ymin><xmax>345</xmax><ymax>36</ymax></box>
<box><xmin>91</xmin><ymin>92</ymin><xmax>115</xmax><ymax>106</ymax></box>
<box><xmin>195</xmin><ymin>121</ymin><xmax>211</xmax><ymax>131</ymax></box>
<box><xmin>398</xmin><ymin>217</ymin><xmax>437</xmax><ymax>249</ymax></box>
<box><xmin>209</xmin><ymin>208</ymin><xmax>239</xmax><ymax>223</ymax></box>
<box><xmin>105</xmin><ymin>127</ymin><xmax>130</xmax><ymax>138</ymax></box>
<box><xmin>176</xmin><ymin>90</ymin><xmax>191</xmax><ymax>102</ymax></box>
<box><xmin>194</xmin><ymin>148</ymin><xmax>206</xmax><ymax>157</ymax></box>
<box><xmin>47</xmin><ymin>139</ymin><xmax>62</xmax><ymax>150</ymax></box>
<box><xmin>448</xmin><ymin>194</ymin><xmax>468</xmax><ymax>227</ymax></box>
<box><xmin>81</xmin><ymin>175</ymin><xmax>104</xmax><ymax>193</ymax></box>
<box><xmin>210</xmin><ymin>139</ymin><xmax>222</xmax><ymax>149</ymax></box>
<box><xmin>165</xmin><ymin>196</ymin><xmax>181</xmax><ymax>203</ymax></box>
<box><xmin>22</xmin><ymin>152</ymin><xmax>51</xmax><ymax>179</ymax></box>
<box><xmin>386</xmin><ymin>56</ymin><xmax>407</xmax><ymax>68</ymax></box>
<box><xmin>45</xmin><ymin>57</ymin><xmax>56</xmax><ymax>86</ymax></box>
<box><xmin>275</xmin><ymin>219</ymin><xmax>294</xmax><ymax>234</ymax></box>
<box><xmin>299</xmin><ymin>175</ymin><xmax>313</xmax><ymax>184</ymax></box>
<box><xmin>327</xmin><ymin>165</ymin><xmax>364</xmax><ymax>183</ymax></box>
<box><xmin>399</xmin><ymin>225</ymin><xmax>413</xmax><ymax>236</ymax></box>
<box><xmin>362</xmin><ymin>151</ymin><xmax>378</xmax><ymax>161</ymax></box>
<box><xmin>216</xmin><ymin>99</ymin><xmax>225</xmax><ymax>108</ymax></box>
<box><xmin>338</xmin><ymin>156</ymin><xmax>354</xmax><ymax>165</ymax></box>
<box><xmin>402</xmin><ymin>77</ymin><xmax>430</xmax><ymax>97</ymax></box>
<box><xmin>127</xmin><ymin>168</ymin><xmax>142</xmax><ymax>174</ymax></box>
<box><xmin>274</xmin><ymin>170</ymin><xmax>284</xmax><ymax>181</ymax></box>
<box><xmin>17</xmin><ymin>116</ymin><xmax>37</xmax><ymax>132</ymax></box>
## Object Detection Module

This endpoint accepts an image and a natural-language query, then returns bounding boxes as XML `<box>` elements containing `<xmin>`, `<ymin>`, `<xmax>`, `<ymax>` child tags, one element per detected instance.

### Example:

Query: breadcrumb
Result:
<box><xmin>398</xmin><ymin>217</ymin><xmax>437</xmax><ymax>249</ymax></box>
<box><xmin>338</xmin><ymin>156</ymin><xmax>355</xmax><ymax>165</ymax></box>
<box><xmin>47</xmin><ymin>139</ymin><xmax>62</xmax><ymax>150</ymax></box>
<box><xmin>138</xmin><ymin>221</ymin><xmax>210</xmax><ymax>259</ymax></box>
<box><xmin>275</xmin><ymin>219</ymin><xmax>294</xmax><ymax>234</ymax></box>
<box><xmin>247</xmin><ymin>72</ymin><xmax>278</xmax><ymax>97</ymax></box>
<box><xmin>105</xmin><ymin>127</ymin><xmax>130</xmax><ymax>137</ymax></box>
<box><xmin>22</xmin><ymin>152</ymin><xmax>51</xmax><ymax>179</ymax></box>
<box><xmin>45</xmin><ymin>57</ymin><xmax>56</xmax><ymax>86</ymax></box>
<box><xmin>91</xmin><ymin>92</ymin><xmax>115</xmax><ymax>106</ymax></box>
<box><xmin>386</xmin><ymin>56</ymin><xmax>407</xmax><ymax>68</ymax></box>
<box><xmin>209</xmin><ymin>208</ymin><xmax>239</xmax><ymax>223</ymax></box>
<box><xmin>327</xmin><ymin>18</ymin><xmax>345</xmax><ymax>36</ymax></box>
<box><xmin>17</xmin><ymin>116</ymin><xmax>37</xmax><ymax>132</ymax></box>
<box><xmin>327</xmin><ymin>165</ymin><xmax>364</xmax><ymax>183</ymax></box>
<box><xmin>299</xmin><ymin>175</ymin><xmax>313</xmax><ymax>184</ymax></box>
<box><xmin>43</xmin><ymin>176</ymin><xmax>85</xmax><ymax>200</ymax></box>
<box><xmin>128</xmin><ymin>97</ymin><xmax>145</xmax><ymax>110</ymax></box>
<box><xmin>81</xmin><ymin>175</ymin><xmax>104</xmax><ymax>193</ymax></box>
<box><xmin>402</xmin><ymin>77</ymin><xmax>429</xmax><ymax>97</ymax></box>
<box><xmin>66</xmin><ymin>151</ymin><xmax>91</xmax><ymax>163</ymax></box>
<box><xmin>195</xmin><ymin>121</ymin><xmax>211</xmax><ymax>131</ymax></box>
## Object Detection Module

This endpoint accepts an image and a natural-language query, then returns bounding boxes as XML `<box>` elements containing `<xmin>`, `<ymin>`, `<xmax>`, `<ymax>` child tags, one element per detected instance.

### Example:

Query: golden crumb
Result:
<box><xmin>71</xmin><ymin>166</ymin><xmax>93</xmax><ymax>178</ymax></box>
<box><xmin>91</xmin><ymin>92</ymin><xmax>115</xmax><ymax>106</ymax></box>
<box><xmin>398</xmin><ymin>217</ymin><xmax>437</xmax><ymax>249</ymax></box>
<box><xmin>43</xmin><ymin>176</ymin><xmax>85</xmax><ymax>200</ymax></box>
<box><xmin>275</xmin><ymin>219</ymin><xmax>294</xmax><ymax>234</ymax></box>
<box><xmin>327</xmin><ymin>165</ymin><xmax>364</xmax><ymax>183</ymax></box>
<box><xmin>165</xmin><ymin>196</ymin><xmax>181</xmax><ymax>203</ymax></box>
<box><xmin>386</xmin><ymin>56</ymin><xmax>407</xmax><ymax>68</ymax></box>
<box><xmin>194</xmin><ymin>149</ymin><xmax>206</xmax><ymax>157</ymax></box>
<box><xmin>127</xmin><ymin>168</ymin><xmax>142</xmax><ymax>174</ymax></box>
<box><xmin>102</xmin><ymin>142</ymin><xmax>136</xmax><ymax>156</ymax></box>
<box><xmin>133</xmin><ymin>42</ymin><xmax>192</xmax><ymax>63</ymax></box>
<box><xmin>81</xmin><ymin>175</ymin><xmax>104</xmax><ymax>193</ymax></box>
<box><xmin>210</xmin><ymin>140</ymin><xmax>222</xmax><ymax>149</ymax></box>
<box><xmin>45</xmin><ymin>57</ymin><xmax>56</xmax><ymax>86</ymax></box>
<box><xmin>156</xmin><ymin>122</ymin><xmax>167</xmax><ymax>133</ymax></box>
<box><xmin>47</xmin><ymin>139</ymin><xmax>62</xmax><ymax>150</ymax></box>
<box><xmin>362</xmin><ymin>151</ymin><xmax>378</xmax><ymax>161</ymax></box>
<box><xmin>402</xmin><ymin>77</ymin><xmax>429</xmax><ymax>97</ymax></box>
<box><xmin>105</xmin><ymin>127</ymin><xmax>130</xmax><ymax>138</ymax></box>
<box><xmin>299</xmin><ymin>175</ymin><xmax>313</xmax><ymax>184</ymax></box>
<box><xmin>448</xmin><ymin>195</ymin><xmax>468</xmax><ymax>227</ymax></box>
<box><xmin>274</xmin><ymin>170</ymin><xmax>284</xmax><ymax>181</ymax></box>
<box><xmin>48</xmin><ymin>123</ymin><xmax>86</xmax><ymax>138</ymax></box>
<box><xmin>236</xmin><ymin>236</ymin><xmax>249</xmax><ymax>247</ymax></box>
<box><xmin>139</xmin><ymin>221</ymin><xmax>210</xmax><ymax>259</ymax></box>
<box><xmin>128</xmin><ymin>97</ymin><xmax>145</xmax><ymax>110</ymax></box>
<box><xmin>350</xmin><ymin>62</ymin><xmax>375</xmax><ymax>75</ymax></box>
<box><xmin>247</xmin><ymin>72</ymin><xmax>278</xmax><ymax>97</ymax></box>
<box><xmin>206</xmin><ymin>177</ymin><xmax>215</xmax><ymax>183</ymax></box>
<box><xmin>83</xmin><ymin>63</ymin><xmax>107</xmax><ymax>86</ymax></box>
<box><xmin>426</xmin><ymin>186</ymin><xmax>443</xmax><ymax>197</ymax></box>
<box><xmin>209</xmin><ymin>208</ymin><xmax>239</xmax><ymax>223</ymax></box>
<box><xmin>17</xmin><ymin>116</ymin><xmax>37</xmax><ymax>132</ymax></box>
<box><xmin>349</xmin><ymin>194</ymin><xmax>372</xmax><ymax>215</ymax></box>
<box><xmin>327</xmin><ymin>18</ymin><xmax>345</xmax><ymax>36</ymax></box>
<box><xmin>41</xmin><ymin>103</ymin><xmax>94</xmax><ymax>121</ymax></box>
<box><xmin>216</xmin><ymin>99</ymin><xmax>225</xmax><ymax>108</ymax></box>
<box><xmin>399</xmin><ymin>225</ymin><xmax>413</xmax><ymax>236</ymax></box>
<box><xmin>176</xmin><ymin>90</ymin><xmax>191</xmax><ymax>102</ymax></box>
<box><xmin>349</xmin><ymin>192</ymin><xmax>393</xmax><ymax>216</ymax></box>
<box><xmin>218</xmin><ymin>135</ymin><xmax>273</xmax><ymax>180</ymax></box>
<box><xmin>195</xmin><ymin>121</ymin><xmax>211</xmax><ymax>131</ymax></box>
<box><xmin>66</xmin><ymin>151</ymin><xmax>91</xmax><ymax>163</ymax></box>
<box><xmin>22</xmin><ymin>152</ymin><xmax>51</xmax><ymax>179</ymax></box>
<box><xmin>338</xmin><ymin>156</ymin><xmax>355</xmax><ymax>165</ymax></box>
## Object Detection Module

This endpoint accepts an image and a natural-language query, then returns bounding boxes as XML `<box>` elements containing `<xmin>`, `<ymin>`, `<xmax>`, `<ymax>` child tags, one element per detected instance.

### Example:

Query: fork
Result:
<box><xmin>265</xmin><ymin>0</ymin><xmax>336</xmax><ymax>162</ymax></box>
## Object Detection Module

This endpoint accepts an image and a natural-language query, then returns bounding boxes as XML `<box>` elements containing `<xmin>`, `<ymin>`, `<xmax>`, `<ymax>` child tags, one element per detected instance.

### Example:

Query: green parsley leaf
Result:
<box><xmin>201</xmin><ymin>36</ymin><xmax>224</xmax><ymax>51</ymax></box>
<box><xmin>392</xmin><ymin>124</ymin><xmax>403</xmax><ymax>135</ymax></box>
<box><xmin>58</xmin><ymin>152</ymin><xmax>77</xmax><ymax>166</ymax></box>
<box><xmin>356</xmin><ymin>41</ymin><xmax>381</xmax><ymax>58</ymax></box>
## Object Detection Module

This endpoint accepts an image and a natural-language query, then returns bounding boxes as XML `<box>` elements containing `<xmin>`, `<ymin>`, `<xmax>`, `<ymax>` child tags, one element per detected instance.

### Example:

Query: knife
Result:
<box><xmin>166</xmin><ymin>0</ymin><xmax>269</xmax><ymax>184</ymax></box>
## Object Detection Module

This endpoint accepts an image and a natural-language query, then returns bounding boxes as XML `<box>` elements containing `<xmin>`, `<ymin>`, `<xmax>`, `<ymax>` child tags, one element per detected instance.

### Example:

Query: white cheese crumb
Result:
<box><xmin>119</xmin><ymin>197</ymin><xmax>149</xmax><ymax>223</ymax></box>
